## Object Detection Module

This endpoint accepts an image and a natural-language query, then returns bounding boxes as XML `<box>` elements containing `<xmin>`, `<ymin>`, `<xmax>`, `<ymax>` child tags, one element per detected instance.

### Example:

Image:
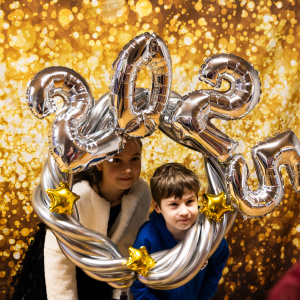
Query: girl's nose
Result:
<box><xmin>121</xmin><ymin>163</ymin><xmax>132</xmax><ymax>173</ymax></box>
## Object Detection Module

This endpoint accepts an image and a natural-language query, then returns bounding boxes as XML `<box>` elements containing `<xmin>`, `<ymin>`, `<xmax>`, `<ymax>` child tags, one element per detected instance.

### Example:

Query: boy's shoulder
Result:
<box><xmin>133</xmin><ymin>219</ymin><xmax>163</xmax><ymax>254</ymax></box>
<box><xmin>213</xmin><ymin>238</ymin><xmax>229</xmax><ymax>254</ymax></box>
<box><xmin>218</xmin><ymin>238</ymin><xmax>229</xmax><ymax>251</ymax></box>
<box><xmin>135</xmin><ymin>219</ymin><xmax>160</xmax><ymax>241</ymax></box>
<box><xmin>209</xmin><ymin>238</ymin><xmax>229</xmax><ymax>264</ymax></box>
<box><xmin>136</xmin><ymin>219</ymin><xmax>152</xmax><ymax>235</ymax></box>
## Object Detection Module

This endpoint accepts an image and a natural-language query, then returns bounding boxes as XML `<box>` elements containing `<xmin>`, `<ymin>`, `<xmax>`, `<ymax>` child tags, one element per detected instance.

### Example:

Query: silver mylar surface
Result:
<box><xmin>226</xmin><ymin>130</ymin><xmax>300</xmax><ymax>218</ymax></box>
<box><xmin>159</xmin><ymin>53</ymin><xmax>261</xmax><ymax>162</ymax></box>
<box><xmin>83</xmin><ymin>88</ymin><xmax>150</xmax><ymax>136</ymax></box>
<box><xmin>31</xmin><ymin>125</ymin><xmax>236</xmax><ymax>290</ymax></box>
<box><xmin>199</xmin><ymin>54</ymin><xmax>261</xmax><ymax>119</ymax></box>
<box><xmin>204</xmin><ymin>157</ymin><xmax>237</xmax><ymax>251</ymax></box>
<box><xmin>29</xmin><ymin>33</ymin><xmax>299</xmax><ymax>291</ymax></box>
<box><xmin>32</xmin><ymin>153</ymin><xmax>235</xmax><ymax>289</ymax></box>
<box><xmin>110</xmin><ymin>32</ymin><xmax>172</xmax><ymax>138</ymax></box>
<box><xmin>27</xmin><ymin>66</ymin><xmax>122</xmax><ymax>173</ymax></box>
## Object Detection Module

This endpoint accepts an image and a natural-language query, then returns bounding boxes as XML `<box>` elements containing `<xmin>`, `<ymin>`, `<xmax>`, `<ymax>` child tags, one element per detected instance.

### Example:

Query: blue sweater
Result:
<box><xmin>130</xmin><ymin>210</ymin><xmax>229</xmax><ymax>300</ymax></box>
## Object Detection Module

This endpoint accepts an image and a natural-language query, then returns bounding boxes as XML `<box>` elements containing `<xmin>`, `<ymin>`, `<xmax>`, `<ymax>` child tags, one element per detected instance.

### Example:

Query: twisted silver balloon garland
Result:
<box><xmin>33</xmin><ymin>153</ymin><xmax>236</xmax><ymax>289</ymax></box>
<box><xmin>28</xmin><ymin>32</ymin><xmax>300</xmax><ymax>289</ymax></box>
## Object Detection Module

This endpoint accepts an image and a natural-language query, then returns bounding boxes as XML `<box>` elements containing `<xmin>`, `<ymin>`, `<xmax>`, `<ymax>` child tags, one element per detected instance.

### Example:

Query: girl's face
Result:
<box><xmin>101</xmin><ymin>139</ymin><xmax>142</xmax><ymax>192</ymax></box>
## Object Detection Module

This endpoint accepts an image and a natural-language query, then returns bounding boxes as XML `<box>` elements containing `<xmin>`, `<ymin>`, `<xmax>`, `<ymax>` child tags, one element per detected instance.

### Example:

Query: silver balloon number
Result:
<box><xmin>27</xmin><ymin>67</ymin><xmax>122</xmax><ymax>173</ymax></box>
<box><xmin>159</xmin><ymin>54</ymin><xmax>261</xmax><ymax>162</ymax></box>
<box><xmin>226</xmin><ymin>130</ymin><xmax>300</xmax><ymax>218</ymax></box>
<box><xmin>110</xmin><ymin>32</ymin><xmax>172</xmax><ymax>138</ymax></box>
<box><xmin>28</xmin><ymin>33</ymin><xmax>237</xmax><ymax>291</ymax></box>
<box><xmin>27</xmin><ymin>32</ymin><xmax>300</xmax><ymax>292</ymax></box>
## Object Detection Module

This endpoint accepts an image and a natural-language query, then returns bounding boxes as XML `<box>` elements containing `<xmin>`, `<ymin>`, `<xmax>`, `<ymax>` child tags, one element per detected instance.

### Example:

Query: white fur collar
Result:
<box><xmin>72</xmin><ymin>178</ymin><xmax>146</xmax><ymax>245</ymax></box>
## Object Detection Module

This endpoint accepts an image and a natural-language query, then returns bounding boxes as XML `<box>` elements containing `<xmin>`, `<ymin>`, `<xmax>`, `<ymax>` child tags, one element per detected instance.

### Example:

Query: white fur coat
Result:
<box><xmin>44</xmin><ymin>178</ymin><xmax>151</xmax><ymax>300</ymax></box>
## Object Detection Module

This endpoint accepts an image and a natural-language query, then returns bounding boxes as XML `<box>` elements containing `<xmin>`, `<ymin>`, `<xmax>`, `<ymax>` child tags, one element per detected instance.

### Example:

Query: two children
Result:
<box><xmin>130</xmin><ymin>163</ymin><xmax>229</xmax><ymax>300</ymax></box>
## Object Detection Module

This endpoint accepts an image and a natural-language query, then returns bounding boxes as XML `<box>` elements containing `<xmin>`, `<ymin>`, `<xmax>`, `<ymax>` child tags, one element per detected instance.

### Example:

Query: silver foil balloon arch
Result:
<box><xmin>27</xmin><ymin>32</ymin><xmax>300</xmax><ymax>290</ymax></box>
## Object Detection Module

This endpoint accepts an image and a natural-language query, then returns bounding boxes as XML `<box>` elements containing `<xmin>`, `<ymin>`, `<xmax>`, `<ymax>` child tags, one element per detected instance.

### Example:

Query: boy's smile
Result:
<box><xmin>153</xmin><ymin>191</ymin><xmax>198</xmax><ymax>240</ymax></box>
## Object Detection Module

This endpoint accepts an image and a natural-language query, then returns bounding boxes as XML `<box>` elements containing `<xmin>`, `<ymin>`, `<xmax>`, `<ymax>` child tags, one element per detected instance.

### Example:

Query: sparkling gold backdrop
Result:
<box><xmin>0</xmin><ymin>0</ymin><xmax>299</xmax><ymax>299</ymax></box>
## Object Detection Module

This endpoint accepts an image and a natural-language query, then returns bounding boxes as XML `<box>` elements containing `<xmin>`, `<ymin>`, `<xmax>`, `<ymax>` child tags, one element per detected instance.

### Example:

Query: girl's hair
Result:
<box><xmin>73</xmin><ymin>137</ymin><xmax>142</xmax><ymax>187</ymax></box>
<box><xmin>150</xmin><ymin>162</ymin><xmax>200</xmax><ymax>207</ymax></box>
<box><xmin>73</xmin><ymin>165</ymin><xmax>102</xmax><ymax>186</ymax></box>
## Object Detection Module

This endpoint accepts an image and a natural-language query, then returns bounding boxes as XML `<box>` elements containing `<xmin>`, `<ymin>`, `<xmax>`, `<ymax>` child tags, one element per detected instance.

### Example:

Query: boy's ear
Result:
<box><xmin>152</xmin><ymin>199</ymin><xmax>161</xmax><ymax>213</ymax></box>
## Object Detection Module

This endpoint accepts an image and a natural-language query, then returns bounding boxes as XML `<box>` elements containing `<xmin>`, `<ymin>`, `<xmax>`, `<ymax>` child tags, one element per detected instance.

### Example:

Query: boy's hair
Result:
<box><xmin>150</xmin><ymin>163</ymin><xmax>200</xmax><ymax>207</ymax></box>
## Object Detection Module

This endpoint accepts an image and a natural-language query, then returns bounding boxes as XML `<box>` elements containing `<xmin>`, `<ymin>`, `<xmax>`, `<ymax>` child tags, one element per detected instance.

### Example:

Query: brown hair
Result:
<box><xmin>74</xmin><ymin>137</ymin><xmax>142</xmax><ymax>187</ymax></box>
<box><xmin>150</xmin><ymin>162</ymin><xmax>200</xmax><ymax>207</ymax></box>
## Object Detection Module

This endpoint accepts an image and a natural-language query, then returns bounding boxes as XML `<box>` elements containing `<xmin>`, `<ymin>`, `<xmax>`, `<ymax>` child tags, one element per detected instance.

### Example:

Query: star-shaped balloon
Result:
<box><xmin>200</xmin><ymin>191</ymin><xmax>234</xmax><ymax>222</ymax></box>
<box><xmin>127</xmin><ymin>246</ymin><xmax>156</xmax><ymax>277</ymax></box>
<box><xmin>46</xmin><ymin>182</ymin><xmax>80</xmax><ymax>215</ymax></box>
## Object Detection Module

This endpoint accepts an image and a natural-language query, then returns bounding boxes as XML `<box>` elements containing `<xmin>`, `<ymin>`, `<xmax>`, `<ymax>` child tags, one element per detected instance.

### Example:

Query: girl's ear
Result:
<box><xmin>152</xmin><ymin>199</ymin><xmax>161</xmax><ymax>213</ymax></box>
<box><xmin>97</xmin><ymin>163</ymin><xmax>103</xmax><ymax>172</ymax></box>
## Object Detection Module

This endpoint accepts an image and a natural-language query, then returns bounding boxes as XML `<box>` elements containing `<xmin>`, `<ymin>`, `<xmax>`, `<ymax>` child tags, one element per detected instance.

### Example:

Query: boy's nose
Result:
<box><xmin>178</xmin><ymin>206</ymin><xmax>189</xmax><ymax>216</ymax></box>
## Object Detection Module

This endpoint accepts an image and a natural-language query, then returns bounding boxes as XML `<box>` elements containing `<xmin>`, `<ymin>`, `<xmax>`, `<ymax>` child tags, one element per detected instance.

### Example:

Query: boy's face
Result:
<box><xmin>153</xmin><ymin>190</ymin><xmax>198</xmax><ymax>240</ymax></box>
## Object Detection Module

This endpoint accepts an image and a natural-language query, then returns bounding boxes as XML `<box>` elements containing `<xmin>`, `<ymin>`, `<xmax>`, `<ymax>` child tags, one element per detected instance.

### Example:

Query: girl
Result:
<box><xmin>44</xmin><ymin>138</ymin><xmax>151</xmax><ymax>300</ymax></box>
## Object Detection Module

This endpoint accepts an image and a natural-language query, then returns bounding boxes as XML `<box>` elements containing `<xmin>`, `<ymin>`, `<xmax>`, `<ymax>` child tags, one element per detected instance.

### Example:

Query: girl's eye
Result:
<box><xmin>131</xmin><ymin>157</ymin><xmax>140</xmax><ymax>162</ymax></box>
<box><xmin>187</xmin><ymin>199</ymin><xmax>195</xmax><ymax>205</ymax></box>
<box><xmin>112</xmin><ymin>158</ymin><xmax>121</xmax><ymax>163</ymax></box>
<box><xmin>169</xmin><ymin>203</ymin><xmax>178</xmax><ymax>207</ymax></box>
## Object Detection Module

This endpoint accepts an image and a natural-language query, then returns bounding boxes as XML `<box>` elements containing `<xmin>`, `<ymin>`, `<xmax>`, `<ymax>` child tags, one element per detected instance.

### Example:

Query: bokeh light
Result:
<box><xmin>0</xmin><ymin>0</ymin><xmax>299</xmax><ymax>299</ymax></box>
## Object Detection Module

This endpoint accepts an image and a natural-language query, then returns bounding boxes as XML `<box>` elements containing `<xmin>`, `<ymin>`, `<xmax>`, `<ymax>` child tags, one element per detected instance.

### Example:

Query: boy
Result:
<box><xmin>130</xmin><ymin>163</ymin><xmax>229</xmax><ymax>300</ymax></box>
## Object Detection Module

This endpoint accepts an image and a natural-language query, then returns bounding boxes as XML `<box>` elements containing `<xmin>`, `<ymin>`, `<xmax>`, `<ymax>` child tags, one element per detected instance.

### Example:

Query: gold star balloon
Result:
<box><xmin>127</xmin><ymin>246</ymin><xmax>156</xmax><ymax>277</ymax></box>
<box><xmin>200</xmin><ymin>191</ymin><xmax>234</xmax><ymax>222</ymax></box>
<box><xmin>46</xmin><ymin>182</ymin><xmax>80</xmax><ymax>215</ymax></box>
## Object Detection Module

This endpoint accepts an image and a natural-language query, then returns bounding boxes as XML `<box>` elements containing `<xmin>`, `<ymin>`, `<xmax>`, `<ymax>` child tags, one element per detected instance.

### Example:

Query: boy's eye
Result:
<box><xmin>169</xmin><ymin>203</ymin><xmax>178</xmax><ymax>207</ymax></box>
<box><xmin>187</xmin><ymin>199</ymin><xmax>196</xmax><ymax>204</ymax></box>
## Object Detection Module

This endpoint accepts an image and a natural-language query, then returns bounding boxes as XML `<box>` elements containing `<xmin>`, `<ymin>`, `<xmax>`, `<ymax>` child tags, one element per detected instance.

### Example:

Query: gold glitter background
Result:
<box><xmin>0</xmin><ymin>0</ymin><xmax>299</xmax><ymax>299</ymax></box>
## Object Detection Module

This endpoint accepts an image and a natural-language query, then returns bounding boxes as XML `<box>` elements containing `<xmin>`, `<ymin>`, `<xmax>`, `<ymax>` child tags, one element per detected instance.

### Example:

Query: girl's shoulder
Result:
<box><xmin>135</xmin><ymin>177</ymin><xmax>149</xmax><ymax>187</ymax></box>
<box><xmin>73</xmin><ymin>180</ymin><xmax>91</xmax><ymax>192</ymax></box>
<box><xmin>128</xmin><ymin>177</ymin><xmax>151</xmax><ymax>197</ymax></box>
<box><xmin>72</xmin><ymin>180</ymin><xmax>98</xmax><ymax>199</ymax></box>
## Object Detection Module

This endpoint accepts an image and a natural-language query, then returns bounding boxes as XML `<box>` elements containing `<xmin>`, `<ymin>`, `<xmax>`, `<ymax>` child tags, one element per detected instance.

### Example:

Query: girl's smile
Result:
<box><xmin>98</xmin><ymin>139</ymin><xmax>142</xmax><ymax>203</ymax></box>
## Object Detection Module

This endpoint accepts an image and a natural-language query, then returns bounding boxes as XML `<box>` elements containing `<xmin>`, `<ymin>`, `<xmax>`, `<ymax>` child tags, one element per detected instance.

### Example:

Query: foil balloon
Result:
<box><xmin>33</xmin><ymin>152</ymin><xmax>235</xmax><ymax>290</ymax></box>
<box><xmin>84</xmin><ymin>88</ymin><xmax>150</xmax><ymax>135</ymax></box>
<box><xmin>27</xmin><ymin>66</ymin><xmax>122</xmax><ymax>173</ymax></box>
<box><xmin>30</xmin><ymin>32</ymin><xmax>293</xmax><ymax>292</ymax></box>
<box><xmin>200</xmin><ymin>192</ymin><xmax>234</xmax><ymax>222</ymax></box>
<box><xmin>226</xmin><ymin>130</ymin><xmax>300</xmax><ymax>218</ymax></box>
<box><xmin>31</xmin><ymin>115</ymin><xmax>235</xmax><ymax>289</ymax></box>
<box><xmin>110</xmin><ymin>32</ymin><xmax>172</xmax><ymax>138</ymax></box>
<box><xmin>127</xmin><ymin>246</ymin><xmax>157</xmax><ymax>277</ymax></box>
<box><xmin>203</xmin><ymin>156</ymin><xmax>237</xmax><ymax>255</ymax></box>
<box><xmin>46</xmin><ymin>182</ymin><xmax>80</xmax><ymax>215</ymax></box>
<box><xmin>159</xmin><ymin>53</ymin><xmax>261</xmax><ymax>162</ymax></box>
